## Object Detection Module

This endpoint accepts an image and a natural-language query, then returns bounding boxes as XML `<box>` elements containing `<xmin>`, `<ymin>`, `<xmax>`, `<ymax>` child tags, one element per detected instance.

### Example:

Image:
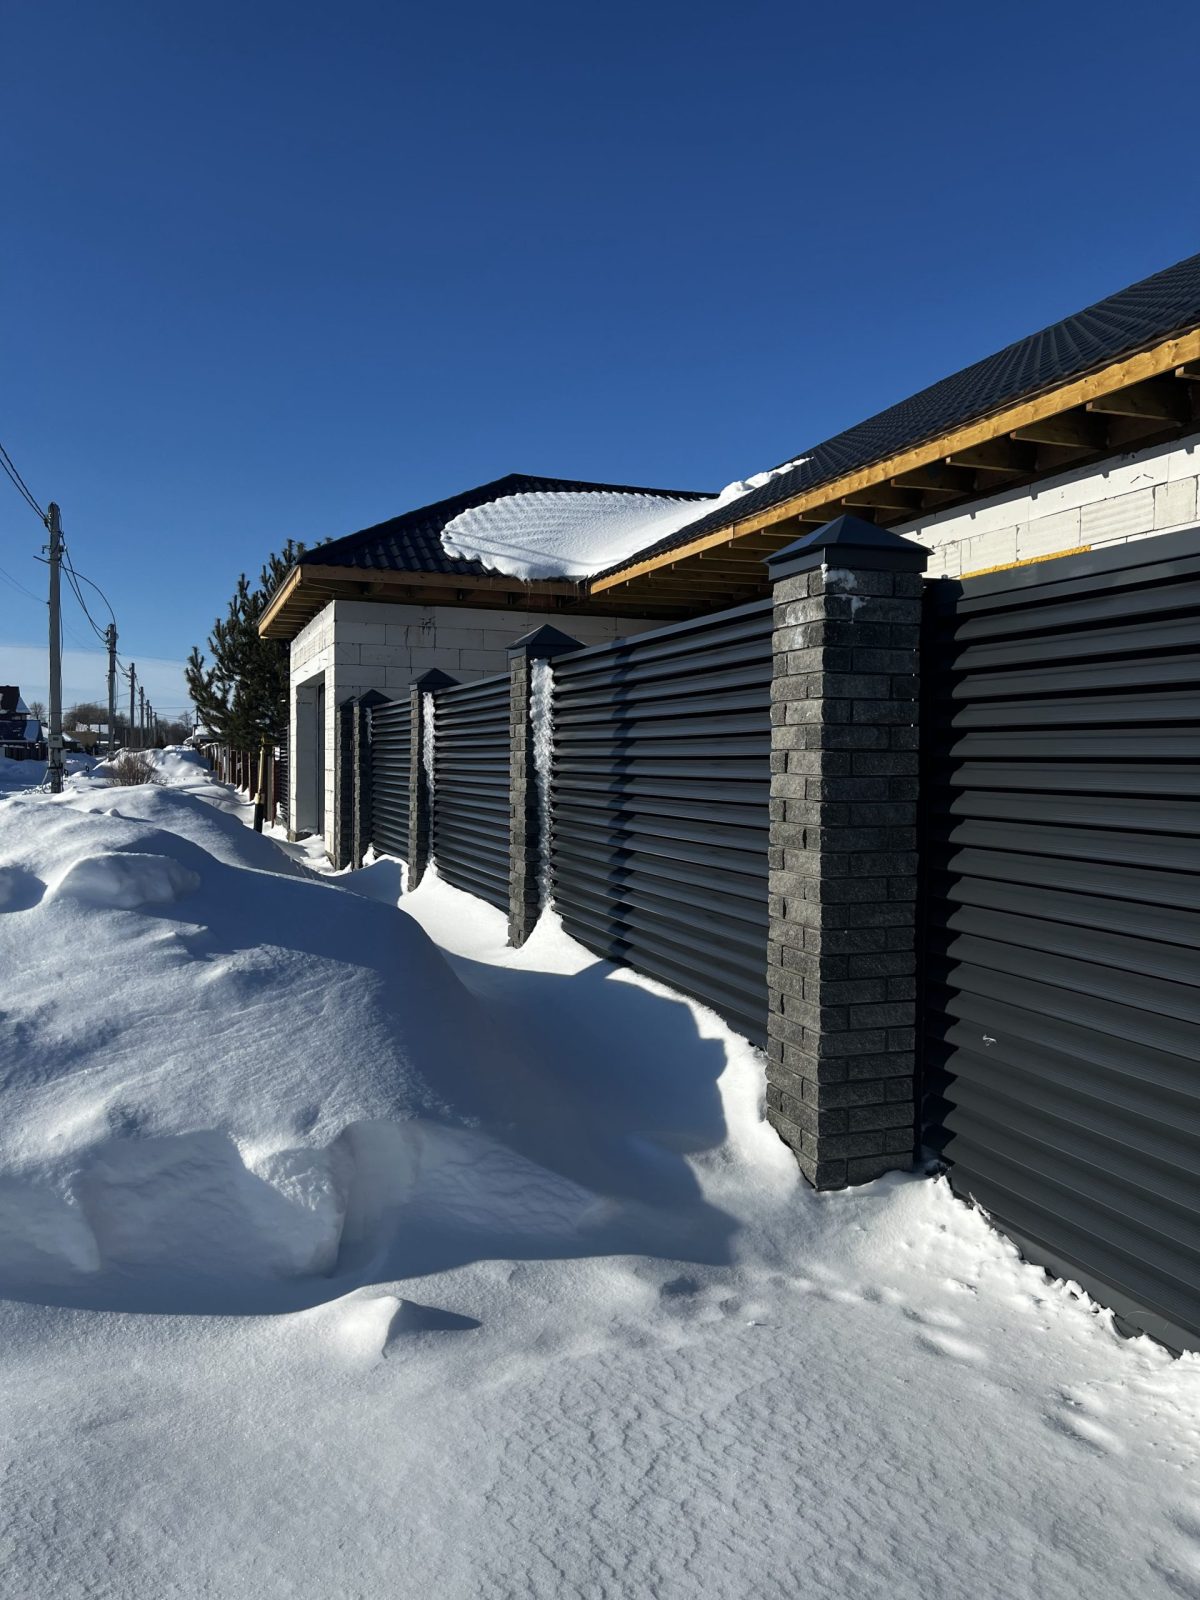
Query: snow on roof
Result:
<box><xmin>440</xmin><ymin>460</ymin><xmax>808</xmax><ymax>581</ymax></box>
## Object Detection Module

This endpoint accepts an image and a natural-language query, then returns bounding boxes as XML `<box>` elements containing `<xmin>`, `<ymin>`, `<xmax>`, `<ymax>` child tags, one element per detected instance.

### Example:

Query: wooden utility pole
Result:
<box><xmin>105</xmin><ymin>623</ymin><xmax>118</xmax><ymax>757</ymax></box>
<box><xmin>47</xmin><ymin>503</ymin><xmax>64</xmax><ymax>793</ymax></box>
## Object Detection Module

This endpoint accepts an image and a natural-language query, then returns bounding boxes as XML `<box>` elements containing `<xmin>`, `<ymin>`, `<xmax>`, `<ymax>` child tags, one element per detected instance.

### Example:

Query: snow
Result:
<box><xmin>0</xmin><ymin>749</ymin><xmax>1197</xmax><ymax>1598</ymax></box>
<box><xmin>440</xmin><ymin>460</ymin><xmax>809</xmax><ymax>579</ymax></box>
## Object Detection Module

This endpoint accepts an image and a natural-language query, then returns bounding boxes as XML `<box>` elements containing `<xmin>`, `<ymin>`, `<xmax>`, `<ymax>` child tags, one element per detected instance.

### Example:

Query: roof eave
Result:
<box><xmin>589</xmin><ymin>324</ymin><xmax>1200</xmax><ymax>594</ymax></box>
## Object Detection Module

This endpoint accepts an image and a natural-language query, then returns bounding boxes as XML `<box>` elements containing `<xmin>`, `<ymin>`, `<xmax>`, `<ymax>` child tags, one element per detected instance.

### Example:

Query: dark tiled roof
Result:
<box><xmin>599</xmin><ymin>249</ymin><xmax>1200</xmax><ymax>577</ymax></box>
<box><xmin>300</xmin><ymin>473</ymin><xmax>710</xmax><ymax>578</ymax></box>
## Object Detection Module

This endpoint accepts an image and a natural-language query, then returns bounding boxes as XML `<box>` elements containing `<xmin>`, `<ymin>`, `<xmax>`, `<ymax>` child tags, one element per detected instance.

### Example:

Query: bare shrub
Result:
<box><xmin>104</xmin><ymin>752</ymin><xmax>162</xmax><ymax>787</ymax></box>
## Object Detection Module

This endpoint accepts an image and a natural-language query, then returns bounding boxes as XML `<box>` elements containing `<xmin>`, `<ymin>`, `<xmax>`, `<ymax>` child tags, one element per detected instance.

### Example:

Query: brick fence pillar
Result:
<box><xmin>507</xmin><ymin>625</ymin><xmax>582</xmax><ymax>946</ymax></box>
<box><xmin>764</xmin><ymin>515</ymin><xmax>928</xmax><ymax>1189</ymax></box>
<box><xmin>407</xmin><ymin>668</ymin><xmax>456</xmax><ymax>890</ymax></box>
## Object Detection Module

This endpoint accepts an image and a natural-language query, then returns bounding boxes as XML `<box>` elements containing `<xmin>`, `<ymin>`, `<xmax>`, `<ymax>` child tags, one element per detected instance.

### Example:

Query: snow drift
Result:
<box><xmin>0</xmin><ymin>752</ymin><xmax>611</xmax><ymax>1311</ymax></box>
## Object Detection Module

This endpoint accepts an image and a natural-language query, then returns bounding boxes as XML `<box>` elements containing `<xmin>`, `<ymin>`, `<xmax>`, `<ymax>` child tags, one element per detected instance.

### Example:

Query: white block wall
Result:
<box><xmin>895</xmin><ymin>432</ymin><xmax>1200</xmax><ymax>578</ymax></box>
<box><xmin>289</xmin><ymin>599</ymin><xmax>659</xmax><ymax>854</ymax></box>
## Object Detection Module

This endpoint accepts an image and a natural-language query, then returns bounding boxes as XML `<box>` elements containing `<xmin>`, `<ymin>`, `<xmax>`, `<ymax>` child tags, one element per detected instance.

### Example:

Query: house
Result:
<box><xmin>0</xmin><ymin>688</ymin><xmax>44</xmax><ymax>761</ymax></box>
<box><xmin>262</xmin><ymin>249</ymin><xmax>1200</xmax><ymax>854</ymax></box>
<box><xmin>259</xmin><ymin>473</ymin><xmax>716</xmax><ymax>848</ymax></box>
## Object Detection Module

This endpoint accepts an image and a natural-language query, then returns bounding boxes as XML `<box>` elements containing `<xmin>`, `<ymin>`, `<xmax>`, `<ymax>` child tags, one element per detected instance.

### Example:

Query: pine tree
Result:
<box><xmin>186</xmin><ymin>542</ymin><xmax>302</xmax><ymax>826</ymax></box>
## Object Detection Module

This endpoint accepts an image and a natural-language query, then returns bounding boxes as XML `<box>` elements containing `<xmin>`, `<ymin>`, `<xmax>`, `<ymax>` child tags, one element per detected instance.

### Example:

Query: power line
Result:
<box><xmin>0</xmin><ymin>559</ymin><xmax>45</xmax><ymax>606</ymax></box>
<box><xmin>0</xmin><ymin>439</ymin><xmax>47</xmax><ymax>525</ymax></box>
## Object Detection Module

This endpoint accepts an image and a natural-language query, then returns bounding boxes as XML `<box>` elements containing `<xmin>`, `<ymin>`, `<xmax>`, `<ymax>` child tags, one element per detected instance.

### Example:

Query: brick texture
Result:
<box><xmin>766</xmin><ymin>547</ymin><xmax>925</xmax><ymax>1189</ymax></box>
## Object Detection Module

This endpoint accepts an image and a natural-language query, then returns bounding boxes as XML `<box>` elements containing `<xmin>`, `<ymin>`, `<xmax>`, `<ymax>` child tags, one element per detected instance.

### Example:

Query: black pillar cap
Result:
<box><xmin>411</xmin><ymin>668</ymin><xmax>459</xmax><ymax>690</ymax></box>
<box><xmin>765</xmin><ymin>515</ymin><xmax>929</xmax><ymax>580</ymax></box>
<box><xmin>506</xmin><ymin>623</ymin><xmax>584</xmax><ymax>660</ymax></box>
<box><xmin>355</xmin><ymin>688</ymin><xmax>390</xmax><ymax>708</ymax></box>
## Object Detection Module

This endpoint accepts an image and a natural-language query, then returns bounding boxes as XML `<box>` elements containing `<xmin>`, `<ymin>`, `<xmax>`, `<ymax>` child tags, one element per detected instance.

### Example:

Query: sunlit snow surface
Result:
<box><xmin>440</xmin><ymin>459</ymin><xmax>809</xmax><ymax>579</ymax></box>
<box><xmin>0</xmin><ymin>750</ymin><xmax>1197</xmax><ymax>1599</ymax></box>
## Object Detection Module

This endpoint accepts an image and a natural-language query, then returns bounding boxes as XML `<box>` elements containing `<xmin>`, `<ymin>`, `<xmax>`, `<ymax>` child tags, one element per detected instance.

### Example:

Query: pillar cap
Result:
<box><xmin>765</xmin><ymin>515</ymin><xmax>929</xmax><ymax>580</ymax></box>
<box><xmin>506</xmin><ymin>623</ymin><xmax>583</xmax><ymax>660</ymax></box>
<box><xmin>411</xmin><ymin>668</ymin><xmax>458</xmax><ymax>690</ymax></box>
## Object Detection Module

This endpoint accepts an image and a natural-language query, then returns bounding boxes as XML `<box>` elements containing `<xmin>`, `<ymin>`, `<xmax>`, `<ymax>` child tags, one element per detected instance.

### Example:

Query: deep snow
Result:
<box><xmin>0</xmin><ymin>750</ymin><xmax>1197</xmax><ymax>1599</ymax></box>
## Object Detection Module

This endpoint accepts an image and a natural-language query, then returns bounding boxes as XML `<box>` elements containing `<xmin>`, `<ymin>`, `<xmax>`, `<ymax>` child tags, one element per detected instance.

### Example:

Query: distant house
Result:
<box><xmin>261</xmin><ymin>249</ymin><xmax>1200</xmax><ymax>855</ymax></box>
<box><xmin>0</xmin><ymin>688</ymin><xmax>44</xmax><ymax>761</ymax></box>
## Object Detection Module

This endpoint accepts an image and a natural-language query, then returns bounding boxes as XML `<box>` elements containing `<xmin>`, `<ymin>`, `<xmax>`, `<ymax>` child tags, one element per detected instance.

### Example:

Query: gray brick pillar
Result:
<box><xmin>506</xmin><ymin>625</ymin><xmax>582</xmax><ymax>946</ymax></box>
<box><xmin>406</xmin><ymin>669</ymin><xmax>456</xmax><ymax>890</ymax></box>
<box><xmin>763</xmin><ymin>514</ymin><xmax>928</xmax><ymax>1189</ymax></box>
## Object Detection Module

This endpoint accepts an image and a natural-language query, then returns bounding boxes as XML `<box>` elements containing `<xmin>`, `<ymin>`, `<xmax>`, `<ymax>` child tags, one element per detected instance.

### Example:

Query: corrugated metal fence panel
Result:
<box><xmin>276</xmin><ymin>728</ymin><xmax>289</xmax><ymax>827</ymax></box>
<box><xmin>551</xmin><ymin>598</ymin><xmax>772</xmax><ymax>1046</ymax></box>
<box><xmin>369</xmin><ymin>698</ymin><xmax>411</xmax><ymax>860</ymax></box>
<box><xmin>432</xmin><ymin>675</ymin><xmax>511</xmax><ymax>910</ymax></box>
<box><xmin>922</xmin><ymin>527</ymin><xmax>1200</xmax><ymax>1351</ymax></box>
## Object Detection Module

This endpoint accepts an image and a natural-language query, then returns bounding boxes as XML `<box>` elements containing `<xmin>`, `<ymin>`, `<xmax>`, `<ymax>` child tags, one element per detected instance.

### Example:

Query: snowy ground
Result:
<box><xmin>0</xmin><ymin>751</ymin><xmax>1197</xmax><ymax>1599</ymax></box>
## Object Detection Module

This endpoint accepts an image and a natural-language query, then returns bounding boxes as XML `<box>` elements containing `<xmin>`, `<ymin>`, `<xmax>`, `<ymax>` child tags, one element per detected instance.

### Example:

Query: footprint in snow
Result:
<box><xmin>1045</xmin><ymin>1389</ymin><xmax>1124</xmax><ymax>1455</ymax></box>
<box><xmin>916</xmin><ymin>1329</ymin><xmax>988</xmax><ymax>1365</ymax></box>
<box><xmin>904</xmin><ymin>1305</ymin><xmax>965</xmax><ymax>1331</ymax></box>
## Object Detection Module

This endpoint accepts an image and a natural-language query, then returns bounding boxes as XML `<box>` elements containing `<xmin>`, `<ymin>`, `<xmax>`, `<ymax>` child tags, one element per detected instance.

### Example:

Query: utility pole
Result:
<box><xmin>138</xmin><ymin>686</ymin><xmax>146</xmax><ymax>747</ymax></box>
<box><xmin>105</xmin><ymin>623</ymin><xmax>118</xmax><ymax>757</ymax></box>
<box><xmin>47</xmin><ymin>503</ymin><xmax>65</xmax><ymax>793</ymax></box>
<box><xmin>126</xmin><ymin>662</ymin><xmax>137</xmax><ymax>750</ymax></box>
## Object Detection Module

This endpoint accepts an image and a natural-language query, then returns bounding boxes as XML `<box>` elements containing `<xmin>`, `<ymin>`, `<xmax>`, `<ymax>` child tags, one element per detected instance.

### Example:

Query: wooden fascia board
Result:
<box><xmin>257</xmin><ymin>562</ymin><xmax>581</xmax><ymax>639</ymax></box>
<box><xmin>257</xmin><ymin>565</ymin><xmax>302</xmax><ymax>637</ymax></box>
<box><xmin>589</xmin><ymin>326</ymin><xmax>1200</xmax><ymax>593</ymax></box>
<box><xmin>295</xmin><ymin>562</ymin><xmax>579</xmax><ymax>598</ymax></box>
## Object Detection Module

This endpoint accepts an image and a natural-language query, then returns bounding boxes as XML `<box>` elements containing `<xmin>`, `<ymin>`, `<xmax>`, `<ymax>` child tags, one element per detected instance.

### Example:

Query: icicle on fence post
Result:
<box><xmin>506</xmin><ymin>627</ymin><xmax>582</xmax><ymax>947</ymax></box>
<box><xmin>406</xmin><ymin>670</ymin><xmax>456</xmax><ymax>890</ymax></box>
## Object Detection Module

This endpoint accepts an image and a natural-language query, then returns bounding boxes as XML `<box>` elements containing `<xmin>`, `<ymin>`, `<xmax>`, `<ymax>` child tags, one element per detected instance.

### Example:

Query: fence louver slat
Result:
<box><xmin>550</xmin><ymin>599</ymin><xmax>772</xmax><ymax>1046</ymax></box>
<box><xmin>368</xmin><ymin>699</ymin><xmax>412</xmax><ymax>860</ymax></box>
<box><xmin>432</xmin><ymin>676</ymin><xmax>510</xmax><ymax>909</ymax></box>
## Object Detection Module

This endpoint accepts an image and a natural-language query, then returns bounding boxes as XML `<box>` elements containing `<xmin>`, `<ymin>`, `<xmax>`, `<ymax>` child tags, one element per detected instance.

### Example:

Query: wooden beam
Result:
<box><xmin>945</xmin><ymin>440</ymin><xmax>1036</xmax><ymax>475</ymax></box>
<box><xmin>588</xmin><ymin>324</ymin><xmax>1200</xmax><ymax>593</ymax></box>
<box><xmin>891</xmin><ymin>463</ymin><xmax>975</xmax><ymax>492</ymax></box>
<box><xmin>1011</xmin><ymin>412</ymin><xmax>1107</xmax><ymax>448</ymax></box>
<box><xmin>1086</xmin><ymin>378</ymin><xmax>1188</xmax><ymax>422</ymax></box>
<box><xmin>1174</xmin><ymin>361</ymin><xmax>1200</xmax><ymax>382</ymax></box>
<box><xmin>841</xmin><ymin>485</ymin><xmax>923</xmax><ymax>512</ymax></box>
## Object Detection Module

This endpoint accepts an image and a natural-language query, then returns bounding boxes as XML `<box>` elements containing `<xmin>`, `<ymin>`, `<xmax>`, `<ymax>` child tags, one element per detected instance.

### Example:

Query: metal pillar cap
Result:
<box><xmin>765</xmin><ymin>515</ymin><xmax>929</xmax><ymax>580</ymax></box>
<box><xmin>506</xmin><ymin>623</ymin><xmax>583</xmax><ymax>660</ymax></box>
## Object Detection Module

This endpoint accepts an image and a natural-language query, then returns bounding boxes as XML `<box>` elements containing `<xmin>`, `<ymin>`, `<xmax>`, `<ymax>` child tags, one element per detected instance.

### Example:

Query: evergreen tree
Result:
<box><xmin>186</xmin><ymin>543</ymin><xmax>302</xmax><ymax>801</ymax></box>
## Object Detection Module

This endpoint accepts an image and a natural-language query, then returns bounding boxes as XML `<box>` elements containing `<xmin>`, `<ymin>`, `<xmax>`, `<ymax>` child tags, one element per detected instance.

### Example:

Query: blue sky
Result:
<box><xmin>3</xmin><ymin>0</ymin><xmax>1199</xmax><ymax>715</ymax></box>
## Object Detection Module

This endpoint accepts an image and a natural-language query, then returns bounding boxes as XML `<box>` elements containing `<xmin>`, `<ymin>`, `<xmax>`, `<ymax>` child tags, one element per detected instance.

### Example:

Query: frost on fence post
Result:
<box><xmin>506</xmin><ymin>626</ymin><xmax>582</xmax><ymax>947</ymax></box>
<box><xmin>406</xmin><ymin>670</ymin><xmax>456</xmax><ymax>891</ymax></box>
<box><xmin>530</xmin><ymin>660</ymin><xmax>554</xmax><ymax>910</ymax></box>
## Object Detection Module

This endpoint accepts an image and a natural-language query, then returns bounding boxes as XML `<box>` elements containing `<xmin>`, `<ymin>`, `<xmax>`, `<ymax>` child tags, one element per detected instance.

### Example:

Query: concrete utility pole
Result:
<box><xmin>138</xmin><ymin>686</ymin><xmax>146</xmax><ymax>747</ymax></box>
<box><xmin>47</xmin><ymin>503</ymin><xmax>64</xmax><ymax>793</ymax></box>
<box><xmin>126</xmin><ymin>662</ymin><xmax>136</xmax><ymax>750</ymax></box>
<box><xmin>105</xmin><ymin>623</ymin><xmax>118</xmax><ymax>757</ymax></box>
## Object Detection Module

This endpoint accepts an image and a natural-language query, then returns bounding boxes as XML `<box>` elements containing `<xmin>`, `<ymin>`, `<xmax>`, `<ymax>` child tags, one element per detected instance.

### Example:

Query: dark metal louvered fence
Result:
<box><xmin>432</xmin><ymin>675</ymin><xmax>511</xmax><ymax>909</ymax></box>
<box><xmin>368</xmin><ymin>697</ymin><xmax>412</xmax><ymax>860</ymax></box>
<box><xmin>921</xmin><ymin>527</ymin><xmax>1200</xmax><ymax>1351</ymax></box>
<box><xmin>276</xmin><ymin>727</ymin><xmax>289</xmax><ymax>828</ymax></box>
<box><xmin>550</xmin><ymin>599</ymin><xmax>773</xmax><ymax>1045</ymax></box>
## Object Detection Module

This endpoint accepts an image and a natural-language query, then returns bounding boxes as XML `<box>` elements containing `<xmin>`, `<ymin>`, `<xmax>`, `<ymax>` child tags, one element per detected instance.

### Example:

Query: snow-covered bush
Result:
<box><xmin>104</xmin><ymin>750</ymin><xmax>163</xmax><ymax>786</ymax></box>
